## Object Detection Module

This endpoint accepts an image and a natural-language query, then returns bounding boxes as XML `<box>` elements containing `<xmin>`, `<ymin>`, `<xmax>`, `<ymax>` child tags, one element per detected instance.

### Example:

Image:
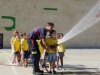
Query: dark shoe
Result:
<box><xmin>42</xmin><ymin>64</ymin><xmax>45</xmax><ymax>68</ymax></box>
<box><xmin>33</xmin><ymin>70</ymin><xmax>43</xmax><ymax>75</ymax></box>
<box><xmin>25</xmin><ymin>65</ymin><xmax>27</xmax><ymax>67</ymax></box>
<box><xmin>53</xmin><ymin>70</ymin><xmax>57</xmax><ymax>74</ymax></box>
<box><xmin>38</xmin><ymin>70</ymin><xmax>44</xmax><ymax>73</ymax></box>
<box><xmin>49</xmin><ymin>71</ymin><xmax>52</xmax><ymax>74</ymax></box>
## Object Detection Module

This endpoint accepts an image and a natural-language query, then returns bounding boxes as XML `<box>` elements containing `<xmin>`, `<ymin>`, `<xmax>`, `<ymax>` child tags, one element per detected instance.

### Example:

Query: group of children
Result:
<box><xmin>39</xmin><ymin>30</ymin><xmax>66</xmax><ymax>74</ymax></box>
<box><xmin>10</xmin><ymin>31</ymin><xmax>29</xmax><ymax>67</ymax></box>
<box><xmin>10</xmin><ymin>30</ymin><xmax>66</xmax><ymax>74</ymax></box>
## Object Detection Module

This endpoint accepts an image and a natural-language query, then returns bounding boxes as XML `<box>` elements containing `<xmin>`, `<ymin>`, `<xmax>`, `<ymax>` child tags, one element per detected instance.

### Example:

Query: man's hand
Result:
<box><xmin>46</xmin><ymin>48</ymin><xmax>50</xmax><ymax>51</ymax></box>
<box><xmin>41</xmin><ymin>38</ymin><xmax>51</xmax><ymax>51</ymax></box>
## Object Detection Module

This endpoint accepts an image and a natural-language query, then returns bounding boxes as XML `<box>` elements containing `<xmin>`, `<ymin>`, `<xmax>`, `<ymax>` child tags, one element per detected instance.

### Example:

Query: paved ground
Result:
<box><xmin>0</xmin><ymin>49</ymin><xmax>100</xmax><ymax>75</ymax></box>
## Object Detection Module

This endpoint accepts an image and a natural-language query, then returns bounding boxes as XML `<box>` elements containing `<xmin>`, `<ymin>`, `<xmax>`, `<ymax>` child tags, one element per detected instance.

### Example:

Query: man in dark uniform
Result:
<box><xmin>27</xmin><ymin>22</ymin><xmax>54</xmax><ymax>74</ymax></box>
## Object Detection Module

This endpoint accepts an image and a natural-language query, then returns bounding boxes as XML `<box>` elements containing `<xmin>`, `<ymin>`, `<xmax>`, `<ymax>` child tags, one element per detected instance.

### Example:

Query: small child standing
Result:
<box><xmin>37</xmin><ymin>40</ymin><xmax>49</xmax><ymax>72</ymax></box>
<box><xmin>46</xmin><ymin>30</ymin><xmax>57</xmax><ymax>74</ymax></box>
<box><xmin>12</xmin><ymin>35</ymin><xmax>20</xmax><ymax>65</ymax></box>
<box><xmin>57</xmin><ymin>33</ymin><xmax>66</xmax><ymax>70</ymax></box>
<box><xmin>36</xmin><ymin>40</ymin><xmax>45</xmax><ymax>67</ymax></box>
<box><xmin>10</xmin><ymin>30</ymin><xmax>19</xmax><ymax>64</ymax></box>
<box><xmin>21</xmin><ymin>32</ymin><xmax>29</xmax><ymax>67</ymax></box>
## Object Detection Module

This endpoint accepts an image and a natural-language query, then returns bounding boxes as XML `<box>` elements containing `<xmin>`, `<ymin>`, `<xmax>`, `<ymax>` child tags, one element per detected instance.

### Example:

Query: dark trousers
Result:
<box><xmin>27</xmin><ymin>38</ymin><xmax>40</xmax><ymax>72</ymax></box>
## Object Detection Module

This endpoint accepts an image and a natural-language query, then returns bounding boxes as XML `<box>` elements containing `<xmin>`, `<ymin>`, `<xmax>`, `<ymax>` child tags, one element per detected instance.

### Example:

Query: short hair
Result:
<box><xmin>47</xmin><ymin>22</ymin><xmax>54</xmax><ymax>27</ymax></box>
<box><xmin>57</xmin><ymin>33</ymin><xmax>64</xmax><ymax>38</ymax></box>
<box><xmin>21</xmin><ymin>32</ymin><xmax>26</xmax><ymax>37</ymax></box>
<box><xmin>50</xmin><ymin>30</ymin><xmax>56</xmax><ymax>35</ymax></box>
<box><xmin>13</xmin><ymin>30</ymin><xmax>19</xmax><ymax>35</ymax></box>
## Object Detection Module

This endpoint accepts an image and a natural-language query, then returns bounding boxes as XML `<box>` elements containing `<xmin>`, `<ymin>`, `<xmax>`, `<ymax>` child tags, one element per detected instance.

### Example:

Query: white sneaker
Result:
<box><xmin>61</xmin><ymin>67</ymin><xmax>66</xmax><ymax>70</ymax></box>
<box><xmin>29</xmin><ymin>58</ymin><xmax>32</xmax><ymax>61</ymax></box>
<box><xmin>13</xmin><ymin>63</ymin><xmax>16</xmax><ymax>65</ymax></box>
<box><xmin>16</xmin><ymin>63</ymin><xmax>20</xmax><ymax>66</ymax></box>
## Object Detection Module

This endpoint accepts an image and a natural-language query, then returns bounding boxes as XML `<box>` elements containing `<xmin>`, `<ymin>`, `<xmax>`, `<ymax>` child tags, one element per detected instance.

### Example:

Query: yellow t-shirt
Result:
<box><xmin>13</xmin><ymin>39</ymin><xmax>20</xmax><ymax>52</ymax></box>
<box><xmin>37</xmin><ymin>40</ymin><xmax>44</xmax><ymax>54</ymax></box>
<box><xmin>11</xmin><ymin>37</ymin><xmax>16</xmax><ymax>43</ymax></box>
<box><xmin>11</xmin><ymin>37</ymin><xmax>16</xmax><ymax>51</ymax></box>
<box><xmin>21</xmin><ymin>38</ymin><xmax>29</xmax><ymax>51</ymax></box>
<box><xmin>46</xmin><ymin>37</ymin><xmax>57</xmax><ymax>53</ymax></box>
<box><xmin>57</xmin><ymin>39</ymin><xmax>66</xmax><ymax>52</ymax></box>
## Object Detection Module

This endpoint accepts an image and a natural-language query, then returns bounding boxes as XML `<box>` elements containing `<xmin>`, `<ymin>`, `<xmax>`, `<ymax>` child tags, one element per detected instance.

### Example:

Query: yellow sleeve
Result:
<box><xmin>63</xmin><ymin>43</ymin><xmax>66</xmax><ymax>52</ymax></box>
<box><xmin>21</xmin><ymin>39</ymin><xmax>23</xmax><ymax>44</ymax></box>
<box><xmin>46</xmin><ymin>38</ymin><xmax>49</xmax><ymax>44</ymax></box>
<box><xmin>12</xmin><ymin>40</ymin><xmax>16</xmax><ymax>51</ymax></box>
<box><xmin>20</xmin><ymin>39</ymin><xmax>24</xmax><ymax>50</ymax></box>
<box><xmin>11</xmin><ymin>37</ymin><xmax>14</xmax><ymax>42</ymax></box>
<box><xmin>11</xmin><ymin>37</ymin><xmax>15</xmax><ymax>45</ymax></box>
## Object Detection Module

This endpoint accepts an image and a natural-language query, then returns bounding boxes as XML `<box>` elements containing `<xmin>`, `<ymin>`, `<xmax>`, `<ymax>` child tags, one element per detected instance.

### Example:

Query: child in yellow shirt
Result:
<box><xmin>12</xmin><ymin>35</ymin><xmax>20</xmax><ymax>65</ymax></box>
<box><xmin>21</xmin><ymin>32</ymin><xmax>29</xmax><ymax>67</ymax></box>
<box><xmin>57</xmin><ymin>33</ymin><xmax>66</xmax><ymax>70</ymax></box>
<box><xmin>46</xmin><ymin>30</ymin><xmax>57</xmax><ymax>74</ymax></box>
<box><xmin>10</xmin><ymin>30</ymin><xmax>19</xmax><ymax>64</ymax></box>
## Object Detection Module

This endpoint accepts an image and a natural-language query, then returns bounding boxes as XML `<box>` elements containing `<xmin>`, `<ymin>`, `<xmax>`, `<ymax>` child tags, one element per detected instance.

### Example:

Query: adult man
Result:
<box><xmin>27</xmin><ymin>22</ymin><xmax>54</xmax><ymax>74</ymax></box>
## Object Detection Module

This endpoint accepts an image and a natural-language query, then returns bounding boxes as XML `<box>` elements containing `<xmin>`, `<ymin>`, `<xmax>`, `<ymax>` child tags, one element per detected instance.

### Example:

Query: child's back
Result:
<box><xmin>21</xmin><ymin>38</ymin><xmax>28</xmax><ymax>51</ymax></box>
<box><xmin>13</xmin><ymin>36</ymin><xmax>20</xmax><ymax>52</ymax></box>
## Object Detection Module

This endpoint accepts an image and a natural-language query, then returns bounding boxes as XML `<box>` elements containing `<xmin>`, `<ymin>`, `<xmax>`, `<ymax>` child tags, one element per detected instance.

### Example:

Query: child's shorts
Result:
<box><xmin>48</xmin><ymin>53</ymin><xmax>57</xmax><ymax>62</ymax></box>
<box><xmin>14</xmin><ymin>51</ymin><xmax>20</xmax><ymax>54</ymax></box>
<box><xmin>22</xmin><ymin>51</ymin><xmax>29</xmax><ymax>59</ymax></box>
<box><xmin>57</xmin><ymin>52</ymin><xmax>64</xmax><ymax>57</ymax></box>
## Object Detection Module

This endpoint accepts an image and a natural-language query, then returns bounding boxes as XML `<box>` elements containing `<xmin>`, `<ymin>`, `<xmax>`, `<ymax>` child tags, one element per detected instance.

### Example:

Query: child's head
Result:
<box><xmin>57</xmin><ymin>33</ymin><xmax>64</xmax><ymax>39</ymax></box>
<box><xmin>46</xmin><ymin>22</ymin><xmax>54</xmax><ymax>32</ymax></box>
<box><xmin>13</xmin><ymin>30</ymin><xmax>19</xmax><ymax>37</ymax></box>
<box><xmin>21</xmin><ymin>32</ymin><xmax>27</xmax><ymax>39</ymax></box>
<box><xmin>15</xmin><ymin>35</ymin><xmax>20</xmax><ymax>40</ymax></box>
<box><xmin>50</xmin><ymin>30</ymin><xmax>56</xmax><ymax>38</ymax></box>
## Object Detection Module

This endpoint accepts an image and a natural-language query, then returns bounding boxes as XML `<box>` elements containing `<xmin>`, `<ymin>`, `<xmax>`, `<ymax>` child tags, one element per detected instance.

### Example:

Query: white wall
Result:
<box><xmin>0</xmin><ymin>0</ymin><xmax>100</xmax><ymax>48</ymax></box>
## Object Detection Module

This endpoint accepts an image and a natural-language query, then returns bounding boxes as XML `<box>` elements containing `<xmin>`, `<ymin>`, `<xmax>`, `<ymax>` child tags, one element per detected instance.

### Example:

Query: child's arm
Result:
<box><xmin>21</xmin><ymin>44</ymin><xmax>24</xmax><ymax>54</ymax></box>
<box><xmin>12</xmin><ymin>43</ymin><xmax>15</xmax><ymax>52</ymax></box>
<box><xmin>40</xmin><ymin>40</ymin><xmax>50</xmax><ymax>51</ymax></box>
<box><xmin>41</xmin><ymin>38</ymin><xmax>51</xmax><ymax>51</ymax></box>
<box><xmin>19</xmin><ymin>45</ymin><xmax>21</xmax><ymax>53</ymax></box>
<box><xmin>20</xmin><ymin>40</ymin><xmax>24</xmax><ymax>54</ymax></box>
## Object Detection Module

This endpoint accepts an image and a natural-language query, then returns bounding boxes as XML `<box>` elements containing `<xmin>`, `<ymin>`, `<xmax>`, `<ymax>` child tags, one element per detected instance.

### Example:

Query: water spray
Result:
<box><xmin>58</xmin><ymin>0</ymin><xmax>100</xmax><ymax>44</ymax></box>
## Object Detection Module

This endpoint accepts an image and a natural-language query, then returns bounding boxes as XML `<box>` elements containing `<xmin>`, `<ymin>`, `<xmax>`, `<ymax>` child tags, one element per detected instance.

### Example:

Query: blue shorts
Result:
<box><xmin>48</xmin><ymin>53</ymin><xmax>57</xmax><ymax>62</ymax></box>
<box><xmin>22</xmin><ymin>51</ymin><xmax>29</xmax><ymax>59</ymax></box>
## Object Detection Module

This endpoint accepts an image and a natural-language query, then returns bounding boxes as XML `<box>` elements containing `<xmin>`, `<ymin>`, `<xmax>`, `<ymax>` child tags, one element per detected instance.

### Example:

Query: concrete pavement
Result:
<box><xmin>0</xmin><ymin>49</ymin><xmax>100</xmax><ymax>75</ymax></box>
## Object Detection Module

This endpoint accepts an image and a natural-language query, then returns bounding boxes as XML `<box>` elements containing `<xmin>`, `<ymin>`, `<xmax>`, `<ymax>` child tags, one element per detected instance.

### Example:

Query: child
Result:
<box><xmin>57</xmin><ymin>33</ymin><xmax>66</xmax><ymax>70</ymax></box>
<box><xmin>37</xmin><ymin>40</ymin><xmax>49</xmax><ymax>72</ymax></box>
<box><xmin>36</xmin><ymin>40</ymin><xmax>44</xmax><ymax>67</ymax></box>
<box><xmin>21</xmin><ymin>32</ymin><xmax>29</xmax><ymax>67</ymax></box>
<box><xmin>46</xmin><ymin>30</ymin><xmax>57</xmax><ymax>74</ymax></box>
<box><xmin>10</xmin><ymin>30</ymin><xmax>19</xmax><ymax>64</ymax></box>
<box><xmin>12</xmin><ymin>35</ymin><xmax>21</xmax><ymax>65</ymax></box>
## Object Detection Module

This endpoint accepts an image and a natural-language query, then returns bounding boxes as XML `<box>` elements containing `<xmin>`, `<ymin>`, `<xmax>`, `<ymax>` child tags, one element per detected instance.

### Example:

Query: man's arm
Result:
<box><xmin>41</xmin><ymin>38</ymin><xmax>51</xmax><ymax>51</ymax></box>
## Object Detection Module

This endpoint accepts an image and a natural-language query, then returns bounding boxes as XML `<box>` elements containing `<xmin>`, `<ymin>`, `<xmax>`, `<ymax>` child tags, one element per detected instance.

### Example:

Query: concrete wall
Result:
<box><xmin>0</xmin><ymin>0</ymin><xmax>100</xmax><ymax>48</ymax></box>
